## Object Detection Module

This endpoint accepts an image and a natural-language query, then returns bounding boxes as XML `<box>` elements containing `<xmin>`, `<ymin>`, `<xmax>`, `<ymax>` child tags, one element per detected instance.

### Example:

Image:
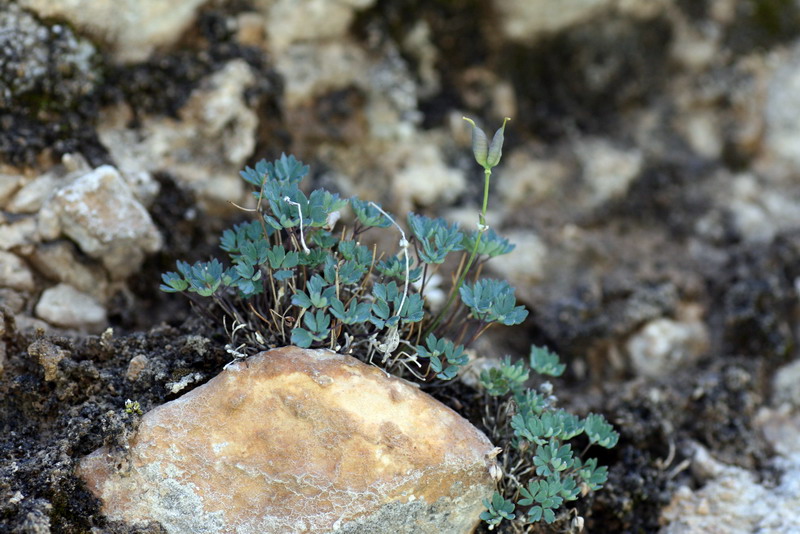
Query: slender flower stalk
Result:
<box><xmin>425</xmin><ymin>117</ymin><xmax>509</xmax><ymax>336</ymax></box>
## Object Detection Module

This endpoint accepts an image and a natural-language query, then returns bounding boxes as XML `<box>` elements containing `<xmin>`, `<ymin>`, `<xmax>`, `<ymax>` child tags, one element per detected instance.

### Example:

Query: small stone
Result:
<box><xmin>126</xmin><ymin>355</ymin><xmax>149</xmax><ymax>382</ymax></box>
<box><xmin>38</xmin><ymin>165</ymin><xmax>162</xmax><ymax>279</ymax></box>
<box><xmin>0</xmin><ymin>218</ymin><xmax>38</xmax><ymax>250</ymax></box>
<box><xmin>6</xmin><ymin>174</ymin><xmax>59</xmax><ymax>214</ymax></box>
<box><xmin>0</xmin><ymin>173</ymin><xmax>23</xmax><ymax>205</ymax></box>
<box><xmin>28</xmin><ymin>241</ymin><xmax>108</xmax><ymax>300</ymax></box>
<box><xmin>575</xmin><ymin>138</ymin><xmax>643</xmax><ymax>207</ymax></box>
<box><xmin>276</xmin><ymin>41</ymin><xmax>369</xmax><ymax>107</ymax></box>
<box><xmin>99</xmin><ymin>60</ymin><xmax>258</xmax><ymax>212</ymax></box>
<box><xmin>626</xmin><ymin>305</ymin><xmax>709</xmax><ymax>378</ymax></box>
<box><xmin>391</xmin><ymin>143</ymin><xmax>465</xmax><ymax>209</ymax></box>
<box><xmin>773</xmin><ymin>359</ymin><xmax>800</xmax><ymax>409</ymax></box>
<box><xmin>485</xmin><ymin>230</ymin><xmax>548</xmax><ymax>286</ymax></box>
<box><xmin>79</xmin><ymin>347</ymin><xmax>497</xmax><ymax>534</ymax></box>
<box><xmin>35</xmin><ymin>283</ymin><xmax>106</xmax><ymax>332</ymax></box>
<box><xmin>264</xmin><ymin>0</ymin><xmax>376</xmax><ymax>54</ymax></box>
<box><xmin>0</xmin><ymin>251</ymin><xmax>35</xmax><ymax>292</ymax></box>
<box><xmin>27</xmin><ymin>339</ymin><xmax>69</xmax><ymax>382</ymax></box>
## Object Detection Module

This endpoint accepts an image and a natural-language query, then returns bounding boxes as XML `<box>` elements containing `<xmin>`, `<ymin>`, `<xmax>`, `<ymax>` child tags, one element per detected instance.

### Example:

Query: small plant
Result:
<box><xmin>160</xmin><ymin>117</ymin><xmax>617</xmax><ymax>528</ymax></box>
<box><xmin>160</xmin><ymin>119</ymin><xmax>522</xmax><ymax>380</ymax></box>
<box><xmin>480</xmin><ymin>346</ymin><xmax>619</xmax><ymax>530</ymax></box>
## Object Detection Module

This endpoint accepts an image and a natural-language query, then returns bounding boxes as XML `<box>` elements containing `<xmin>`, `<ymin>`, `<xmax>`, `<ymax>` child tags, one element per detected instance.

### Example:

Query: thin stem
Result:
<box><xmin>424</xmin><ymin>168</ymin><xmax>492</xmax><ymax>337</ymax></box>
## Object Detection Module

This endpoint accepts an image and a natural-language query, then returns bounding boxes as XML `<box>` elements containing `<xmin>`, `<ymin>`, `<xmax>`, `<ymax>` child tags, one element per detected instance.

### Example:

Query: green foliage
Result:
<box><xmin>159</xmin><ymin>134</ymin><xmax>617</xmax><ymax>531</ymax></box>
<box><xmin>460</xmin><ymin>279</ymin><xmax>528</xmax><ymax>326</ymax></box>
<box><xmin>480</xmin><ymin>492</ymin><xmax>516</xmax><ymax>528</ymax></box>
<box><xmin>529</xmin><ymin>345</ymin><xmax>566</xmax><ymax>377</ymax></box>
<box><xmin>415</xmin><ymin>334</ymin><xmax>468</xmax><ymax>380</ymax></box>
<box><xmin>480</xmin><ymin>348</ymin><xmax>619</xmax><ymax>529</ymax></box>
<box><xmin>161</xmin><ymin>151</ymin><xmax>523</xmax><ymax>378</ymax></box>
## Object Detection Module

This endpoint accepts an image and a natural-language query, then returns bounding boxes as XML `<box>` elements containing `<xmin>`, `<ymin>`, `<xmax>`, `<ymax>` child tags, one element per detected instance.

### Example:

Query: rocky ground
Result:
<box><xmin>3</xmin><ymin>0</ymin><xmax>800</xmax><ymax>532</ymax></box>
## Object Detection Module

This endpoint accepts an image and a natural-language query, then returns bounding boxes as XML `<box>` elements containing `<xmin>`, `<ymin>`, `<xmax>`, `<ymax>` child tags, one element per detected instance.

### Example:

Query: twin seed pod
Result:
<box><xmin>463</xmin><ymin>116</ymin><xmax>510</xmax><ymax>172</ymax></box>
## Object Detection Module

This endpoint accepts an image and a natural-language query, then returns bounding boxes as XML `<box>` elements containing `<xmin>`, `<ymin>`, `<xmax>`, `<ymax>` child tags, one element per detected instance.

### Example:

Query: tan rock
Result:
<box><xmin>28</xmin><ymin>241</ymin><xmax>108</xmax><ymax>301</ymax></box>
<box><xmin>27</xmin><ymin>339</ymin><xmax>69</xmax><ymax>382</ymax></box>
<box><xmin>38</xmin><ymin>165</ymin><xmax>162</xmax><ymax>279</ymax></box>
<box><xmin>18</xmin><ymin>0</ymin><xmax>207</xmax><ymax>64</ymax></box>
<box><xmin>35</xmin><ymin>283</ymin><xmax>107</xmax><ymax>332</ymax></box>
<box><xmin>99</xmin><ymin>60</ymin><xmax>258</xmax><ymax>213</ymax></box>
<box><xmin>79</xmin><ymin>346</ymin><xmax>497</xmax><ymax>534</ymax></box>
<box><xmin>0</xmin><ymin>251</ymin><xmax>35</xmax><ymax>292</ymax></box>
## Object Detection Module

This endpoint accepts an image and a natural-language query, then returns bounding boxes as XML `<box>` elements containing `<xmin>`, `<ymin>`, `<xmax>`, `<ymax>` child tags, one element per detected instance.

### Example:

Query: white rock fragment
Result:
<box><xmin>38</xmin><ymin>165</ymin><xmax>161</xmax><ymax>279</ymax></box>
<box><xmin>485</xmin><ymin>230</ymin><xmax>548</xmax><ymax>286</ymax></box>
<box><xmin>391</xmin><ymin>143</ymin><xmax>465</xmax><ymax>209</ymax></box>
<box><xmin>264</xmin><ymin>0</ymin><xmax>376</xmax><ymax>53</ymax></box>
<box><xmin>35</xmin><ymin>283</ymin><xmax>107</xmax><ymax>331</ymax></box>
<box><xmin>99</xmin><ymin>60</ymin><xmax>258</xmax><ymax>211</ymax></box>
<box><xmin>276</xmin><ymin>41</ymin><xmax>369</xmax><ymax>107</ymax></box>
<box><xmin>626</xmin><ymin>305</ymin><xmax>709</xmax><ymax>378</ymax></box>
<box><xmin>575</xmin><ymin>138</ymin><xmax>643</xmax><ymax>207</ymax></box>
<box><xmin>765</xmin><ymin>43</ymin><xmax>800</xmax><ymax>171</ymax></box>
<box><xmin>727</xmin><ymin>173</ymin><xmax>800</xmax><ymax>243</ymax></box>
<box><xmin>0</xmin><ymin>218</ymin><xmax>38</xmax><ymax>251</ymax></box>
<box><xmin>0</xmin><ymin>251</ymin><xmax>35</xmax><ymax>292</ymax></box>
<box><xmin>0</xmin><ymin>173</ymin><xmax>23</xmax><ymax>205</ymax></box>
<box><xmin>772</xmin><ymin>359</ymin><xmax>800</xmax><ymax>409</ymax></box>
<box><xmin>18</xmin><ymin>0</ymin><xmax>207</xmax><ymax>63</ymax></box>
<box><xmin>660</xmin><ymin>443</ymin><xmax>800</xmax><ymax>534</ymax></box>
<box><xmin>494</xmin><ymin>0</ymin><xmax>671</xmax><ymax>43</ymax></box>
<box><xmin>6</xmin><ymin>174</ymin><xmax>59</xmax><ymax>214</ymax></box>
<box><xmin>28</xmin><ymin>241</ymin><xmax>108</xmax><ymax>301</ymax></box>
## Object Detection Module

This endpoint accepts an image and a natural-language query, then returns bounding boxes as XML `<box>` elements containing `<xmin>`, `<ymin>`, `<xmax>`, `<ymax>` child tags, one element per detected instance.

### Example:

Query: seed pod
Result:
<box><xmin>486</xmin><ymin>117</ymin><xmax>510</xmax><ymax>168</ymax></box>
<box><xmin>463</xmin><ymin>117</ymin><xmax>489</xmax><ymax>168</ymax></box>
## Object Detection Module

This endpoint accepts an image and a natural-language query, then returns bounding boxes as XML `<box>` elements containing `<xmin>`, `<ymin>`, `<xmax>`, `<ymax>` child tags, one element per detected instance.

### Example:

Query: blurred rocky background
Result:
<box><xmin>3</xmin><ymin>0</ymin><xmax>800</xmax><ymax>532</ymax></box>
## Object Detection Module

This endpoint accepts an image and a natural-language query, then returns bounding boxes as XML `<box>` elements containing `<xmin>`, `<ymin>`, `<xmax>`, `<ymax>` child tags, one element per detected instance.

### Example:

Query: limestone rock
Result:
<box><xmin>0</xmin><ymin>217</ymin><xmax>38</xmax><ymax>251</ymax></box>
<box><xmin>625</xmin><ymin>305</ymin><xmax>709</xmax><ymax>378</ymax></box>
<box><xmin>79</xmin><ymin>347</ymin><xmax>497</xmax><ymax>534</ymax></box>
<box><xmin>0</xmin><ymin>173</ymin><xmax>23</xmax><ymax>205</ymax></box>
<box><xmin>0</xmin><ymin>251</ymin><xmax>35</xmax><ymax>292</ymax></box>
<box><xmin>263</xmin><ymin>0</ymin><xmax>376</xmax><ymax>54</ymax></box>
<box><xmin>276</xmin><ymin>41</ymin><xmax>369</xmax><ymax>107</ymax></box>
<box><xmin>575</xmin><ymin>137</ymin><xmax>643</xmax><ymax>207</ymax></box>
<box><xmin>27</xmin><ymin>241</ymin><xmax>108</xmax><ymax>301</ymax></box>
<box><xmin>391</xmin><ymin>142</ymin><xmax>466</xmax><ymax>210</ymax></box>
<box><xmin>772</xmin><ymin>359</ymin><xmax>800</xmax><ymax>409</ymax></box>
<box><xmin>99</xmin><ymin>60</ymin><xmax>258</xmax><ymax>212</ymax></box>
<box><xmin>35</xmin><ymin>283</ymin><xmax>107</xmax><ymax>332</ymax></box>
<box><xmin>765</xmin><ymin>42</ymin><xmax>800</xmax><ymax>171</ymax></box>
<box><xmin>660</xmin><ymin>443</ymin><xmax>800</xmax><ymax>534</ymax></box>
<box><xmin>493</xmin><ymin>0</ymin><xmax>670</xmax><ymax>43</ymax></box>
<box><xmin>38</xmin><ymin>165</ymin><xmax>161</xmax><ymax>279</ymax></box>
<box><xmin>0</xmin><ymin>3</ymin><xmax>99</xmax><ymax>108</ymax></box>
<box><xmin>18</xmin><ymin>0</ymin><xmax>206</xmax><ymax>64</ymax></box>
<box><xmin>485</xmin><ymin>230</ymin><xmax>548</xmax><ymax>286</ymax></box>
<box><xmin>6</xmin><ymin>174</ymin><xmax>59</xmax><ymax>214</ymax></box>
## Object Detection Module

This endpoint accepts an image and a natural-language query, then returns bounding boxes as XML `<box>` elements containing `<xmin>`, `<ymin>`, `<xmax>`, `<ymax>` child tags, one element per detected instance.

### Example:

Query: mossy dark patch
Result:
<box><xmin>606</xmin><ymin>157</ymin><xmax>715</xmax><ymax>238</ymax></box>
<box><xmin>708</xmin><ymin>234</ymin><xmax>800</xmax><ymax>365</ymax></box>
<box><xmin>503</xmin><ymin>15</ymin><xmax>673</xmax><ymax>140</ymax></box>
<box><xmin>0</xmin><ymin>309</ymin><xmax>228</xmax><ymax>533</ymax></box>
<box><xmin>725</xmin><ymin>0</ymin><xmax>800</xmax><ymax>53</ymax></box>
<box><xmin>353</xmin><ymin>0</ymin><xmax>492</xmax><ymax>128</ymax></box>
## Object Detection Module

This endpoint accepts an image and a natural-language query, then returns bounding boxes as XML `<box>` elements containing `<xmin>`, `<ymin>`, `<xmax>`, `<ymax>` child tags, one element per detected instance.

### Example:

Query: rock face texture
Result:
<box><xmin>78</xmin><ymin>346</ymin><xmax>497</xmax><ymax>534</ymax></box>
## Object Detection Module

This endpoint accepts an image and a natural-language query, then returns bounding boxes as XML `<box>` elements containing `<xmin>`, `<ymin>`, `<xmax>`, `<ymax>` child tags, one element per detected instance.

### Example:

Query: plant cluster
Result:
<box><xmin>480</xmin><ymin>346</ymin><xmax>619</xmax><ymax>530</ymax></box>
<box><xmin>160</xmin><ymin>118</ymin><xmax>617</xmax><ymax>529</ymax></box>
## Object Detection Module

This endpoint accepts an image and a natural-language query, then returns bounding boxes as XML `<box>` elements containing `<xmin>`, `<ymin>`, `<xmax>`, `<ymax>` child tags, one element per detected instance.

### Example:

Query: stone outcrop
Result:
<box><xmin>79</xmin><ymin>346</ymin><xmax>498</xmax><ymax>534</ymax></box>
